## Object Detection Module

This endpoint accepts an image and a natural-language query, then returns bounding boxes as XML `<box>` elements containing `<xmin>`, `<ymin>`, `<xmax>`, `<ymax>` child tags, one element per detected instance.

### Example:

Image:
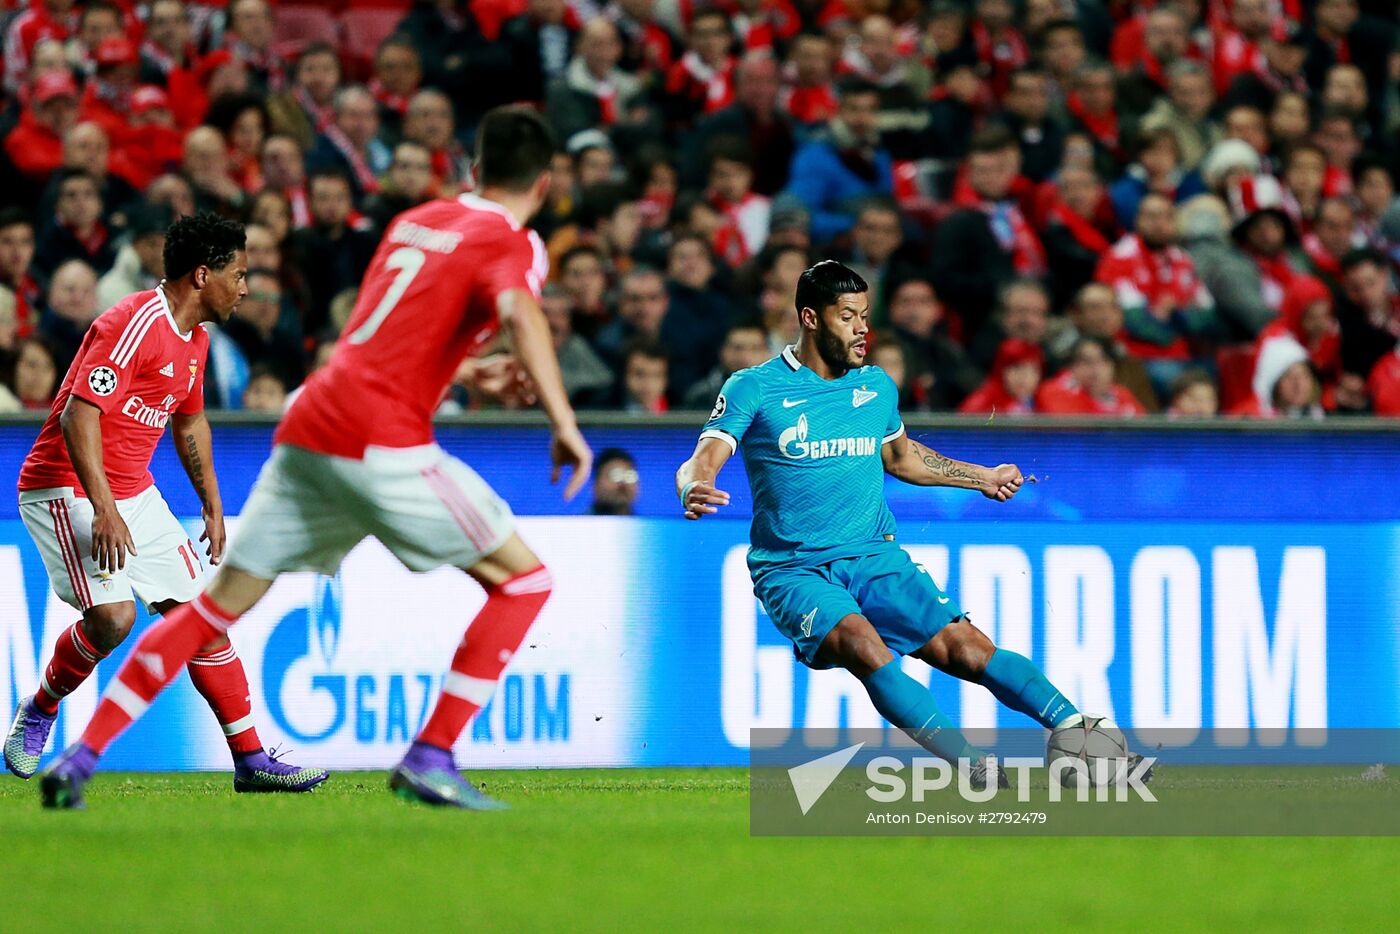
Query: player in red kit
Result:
<box><xmin>41</xmin><ymin>106</ymin><xmax>593</xmax><ymax>810</ymax></box>
<box><xmin>6</xmin><ymin>212</ymin><xmax>328</xmax><ymax>793</ymax></box>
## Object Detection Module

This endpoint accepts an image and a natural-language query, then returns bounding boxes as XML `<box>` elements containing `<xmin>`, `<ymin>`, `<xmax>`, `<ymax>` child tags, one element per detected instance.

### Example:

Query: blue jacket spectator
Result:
<box><xmin>781</xmin><ymin>80</ymin><xmax>893</xmax><ymax>245</ymax></box>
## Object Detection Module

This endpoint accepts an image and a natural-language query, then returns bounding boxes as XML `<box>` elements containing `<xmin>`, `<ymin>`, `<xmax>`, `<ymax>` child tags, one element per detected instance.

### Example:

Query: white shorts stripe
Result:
<box><xmin>442</xmin><ymin>671</ymin><xmax>497</xmax><ymax>705</ymax></box>
<box><xmin>110</xmin><ymin>298</ymin><xmax>162</xmax><ymax>366</ymax></box>
<box><xmin>105</xmin><ymin>680</ymin><xmax>151</xmax><ymax>720</ymax></box>
<box><xmin>49</xmin><ymin>502</ymin><xmax>91</xmax><ymax>609</ymax></box>
<box><xmin>422</xmin><ymin>466</ymin><xmax>490</xmax><ymax>550</ymax></box>
<box><xmin>57</xmin><ymin>502</ymin><xmax>94</xmax><ymax>609</ymax></box>
<box><xmin>429</xmin><ymin>465</ymin><xmax>493</xmax><ymax>547</ymax></box>
<box><xmin>220</xmin><ymin>713</ymin><xmax>257</xmax><ymax>736</ymax></box>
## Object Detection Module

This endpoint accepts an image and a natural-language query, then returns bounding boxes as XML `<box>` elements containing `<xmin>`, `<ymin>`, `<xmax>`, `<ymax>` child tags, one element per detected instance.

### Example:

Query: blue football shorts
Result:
<box><xmin>752</xmin><ymin>545</ymin><xmax>967</xmax><ymax>669</ymax></box>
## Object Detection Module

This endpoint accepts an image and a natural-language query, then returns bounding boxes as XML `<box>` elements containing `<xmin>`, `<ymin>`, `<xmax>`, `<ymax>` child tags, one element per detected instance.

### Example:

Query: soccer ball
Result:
<box><xmin>1046</xmin><ymin>713</ymin><xmax>1129</xmax><ymax>790</ymax></box>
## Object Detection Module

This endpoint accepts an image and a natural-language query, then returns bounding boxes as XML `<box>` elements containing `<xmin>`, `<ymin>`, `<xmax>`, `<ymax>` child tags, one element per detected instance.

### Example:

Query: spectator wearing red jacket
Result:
<box><xmin>1036</xmin><ymin>335</ymin><xmax>1147</xmax><ymax>416</ymax></box>
<box><xmin>4</xmin><ymin>71</ymin><xmax>80</xmax><ymax>185</ymax></box>
<box><xmin>1211</xmin><ymin>0</ymin><xmax>1269</xmax><ymax>94</ymax></box>
<box><xmin>958</xmin><ymin>337</ymin><xmax>1044</xmax><ymax>416</ymax></box>
<box><xmin>3</xmin><ymin>0</ymin><xmax>77</xmax><ymax>95</ymax></box>
<box><xmin>1095</xmin><ymin>191</ymin><xmax>1217</xmax><ymax>398</ymax></box>
<box><xmin>118</xmin><ymin>85</ymin><xmax>186</xmax><ymax>189</ymax></box>
<box><xmin>78</xmin><ymin>36</ymin><xmax>141</xmax><ymax>147</ymax></box>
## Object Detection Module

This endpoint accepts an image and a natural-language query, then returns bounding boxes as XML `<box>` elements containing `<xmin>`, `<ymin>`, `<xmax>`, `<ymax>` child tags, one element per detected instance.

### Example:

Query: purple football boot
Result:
<box><xmin>388</xmin><ymin>741</ymin><xmax>507</xmax><ymax>810</ymax></box>
<box><xmin>5</xmin><ymin>696</ymin><xmax>57</xmax><ymax>779</ymax></box>
<box><xmin>39</xmin><ymin>743</ymin><xmax>98</xmax><ymax>810</ymax></box>
<box><xmin>232</xmin><ymin>746</ymin><xmax>329</xmax><ymax>793</ymax></box>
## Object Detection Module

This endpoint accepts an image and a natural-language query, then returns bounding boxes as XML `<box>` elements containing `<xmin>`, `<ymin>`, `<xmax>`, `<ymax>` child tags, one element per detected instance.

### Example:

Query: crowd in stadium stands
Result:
<box><xmin>0</xmin><ymin>0</ymin><xmax>1397</xmax><ymax>418</ymax></box>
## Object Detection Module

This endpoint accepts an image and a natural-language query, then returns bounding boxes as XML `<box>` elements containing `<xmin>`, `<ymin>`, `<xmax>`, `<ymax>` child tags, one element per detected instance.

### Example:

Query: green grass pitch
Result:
<box><xmin>1</xmin><ymin>768</ymin><xmax>1396</xmax><ymax>931</ymax></box>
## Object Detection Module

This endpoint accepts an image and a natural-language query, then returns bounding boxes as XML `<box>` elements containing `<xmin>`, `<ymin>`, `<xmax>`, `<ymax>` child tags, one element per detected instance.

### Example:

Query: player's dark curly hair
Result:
<box><xmin>795</xmin><ymin>260</ymin><xmax>868</xmax><ymax>317</ymax></box>
<box><xmin>163</xmin><ymin>212</ymin><xmax>246</xmax><ymax>280</ymax></box>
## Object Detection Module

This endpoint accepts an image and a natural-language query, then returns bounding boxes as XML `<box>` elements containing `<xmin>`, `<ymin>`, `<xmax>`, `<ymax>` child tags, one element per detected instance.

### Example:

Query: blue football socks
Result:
<box><xmin>861</xmin><ymin>659</ymin><xmax>981</xmax><ymax>762</ymax></box>
<box><xmin>979</xmin><ymin>649</ymin><xmax>1077</xmax><ymax>728</ymax></box>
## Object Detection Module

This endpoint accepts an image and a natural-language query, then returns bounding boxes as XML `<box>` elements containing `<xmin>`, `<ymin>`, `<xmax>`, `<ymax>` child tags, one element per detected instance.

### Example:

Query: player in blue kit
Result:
<box><xmin>677</xmin><ymin>261</ymin><xmax>1084</xmax><ymax>787</ymax></box>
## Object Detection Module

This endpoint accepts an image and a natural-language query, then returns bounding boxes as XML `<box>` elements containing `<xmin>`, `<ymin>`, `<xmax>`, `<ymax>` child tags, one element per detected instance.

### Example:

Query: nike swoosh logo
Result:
<box><xmin>937</xmin><ymin>596</ymin><xmax>950</xmax><ymax>605</ymax></box>
<box><xmin>782</xmin><ymin>398</ymin><xmax>807</xmax><ymax>408</ymax></box>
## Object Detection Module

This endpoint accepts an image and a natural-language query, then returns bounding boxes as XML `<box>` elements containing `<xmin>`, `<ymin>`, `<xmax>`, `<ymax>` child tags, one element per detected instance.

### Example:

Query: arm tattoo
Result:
<box><xmin>184</xmin><ymin>432</ymin><xmax>207</xmax><ymax>502</ymax></box>
<box><xmin>913</xmin><ymin>440</ymin><xmax>982</xmax><ymax>486</ymax></box>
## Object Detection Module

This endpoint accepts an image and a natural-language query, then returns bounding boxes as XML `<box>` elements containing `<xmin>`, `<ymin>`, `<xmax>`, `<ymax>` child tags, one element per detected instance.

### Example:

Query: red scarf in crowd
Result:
<box><xmin>293</xmin><ymin>86</ymin><xmax>336</xmax><ymax>134</ymax></box>
<box><xmin>321</xmin><ymin>123</ymin><xmax>379</xmax><ymax>195</ymax></box>
<box><xmin>140</xmin><ymin>39</ymin><xmax>197</xmax><ymax>75</ymax></box>
<box><xmin>1301</xmin><ymin>233</ymin><xmax>1344</xmax><ymax>279</ymax></box>
<box><xmin>667</xmin><ymin>51</ymin><xmax>734</xmax><ymax>114</ymax></box>
<box><xmin>7</xmin><ymin>273</ymin><xmax>41</xmax><ymax>337</ymax></box>
<box><xmin>286</xmin><ymin>185</ymin><xmax>311</xmax><ymax>228</ymax></box>
<box><xmin>1249</xmin><ymin>250</ymin><xmax>1300</xmax><ymax>312</ymax></box>
<box><xmin>368</xmin><ymin>79</ymin><xmax>412</xmax><ymax>118</ymax></box>
<box><xmin>1048</xmin><ymin>202</ymin><xmax>1112</xmax><ymax>254</ymax></box>
<box><xmin>1248</xmin><ymin>59</ymin><xmax>1309</xmax><ymax>96</ymax></box>
<box><xmin>226</xmin><ymin>37</ymin><xmax>285</xmax><ymax>91</ymax></box>
<box><xmin>1065</xmin><ymin>91</ymin><xmax>1119</xmax><ymax>155</ymax></box>
<box><xmin>779</xmin><ymin>83</ymin><xmax>838</xmax><ymax>124</ymax></box>
<box><xmin>66</xmin><ymin>220</ymin><xmax>109</xmax><ymax>260</ymax></box>
<box><xmin>954</xmin><ymin>183</ymin><xmax>1046</xmax><ymax>277</ymax></box>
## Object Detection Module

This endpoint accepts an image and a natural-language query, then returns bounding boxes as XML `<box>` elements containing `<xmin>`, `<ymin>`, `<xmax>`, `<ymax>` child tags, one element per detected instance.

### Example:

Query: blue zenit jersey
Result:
<box><xmin>701</xmin><ymin>346</ymin><xmax>905</xmax><ymax>574</ymax></box>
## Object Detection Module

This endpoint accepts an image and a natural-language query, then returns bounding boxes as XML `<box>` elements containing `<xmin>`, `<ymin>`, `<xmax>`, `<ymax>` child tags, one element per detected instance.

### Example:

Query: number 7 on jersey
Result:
<box><xmin>347</xmin><ymin>247</ymin><xmax>426</xmax><ymax>345</ymax></box>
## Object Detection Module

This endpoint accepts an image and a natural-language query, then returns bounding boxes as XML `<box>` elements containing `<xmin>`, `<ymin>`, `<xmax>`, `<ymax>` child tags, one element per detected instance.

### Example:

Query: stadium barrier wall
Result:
<box><xmin>1</xmin><ymin>414</ymin><xmax>1397</xmax><ymax>771</ymax></box>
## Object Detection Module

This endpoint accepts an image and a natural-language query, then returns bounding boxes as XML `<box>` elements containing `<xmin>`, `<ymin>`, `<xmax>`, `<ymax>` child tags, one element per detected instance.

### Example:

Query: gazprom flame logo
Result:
<box><xmin>264</xmin><ymin>574</ymin><xmax>346</xmax><ymax>742</ymax></box>
<box><xmin>778</xmin><ymin>413</ymin><xmax>809</xmax><ymax>458</ymax></box>
<box><xmin>310</xmin><ymin>574</ymin><xmax>340</xmax><ymax>663</ymax></box>
<box><xmin>777</xmin><ymin>412</ymin><xmax>878</xmax><ymax>460</ymax></box>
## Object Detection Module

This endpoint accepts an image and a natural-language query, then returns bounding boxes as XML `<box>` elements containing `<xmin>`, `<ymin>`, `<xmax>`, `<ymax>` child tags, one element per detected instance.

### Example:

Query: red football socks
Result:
<box><xmin>416</xmin><ymin>565</ymin><xmax>553</xmax><ymax>750</ymax></box>
<box><xmin>33</xmin><ymin>622</ymin><xmax>107</xmax><ymax>716</ymax></box>
<box><xmin>80</xmin><ymin>593</ymin><xmax>236</xmax><ymax>755</ymax></box>
<box><xmin>188</xmin><ymin>643</ymin><xmax>263</xmax><ymax>755</ymax></box>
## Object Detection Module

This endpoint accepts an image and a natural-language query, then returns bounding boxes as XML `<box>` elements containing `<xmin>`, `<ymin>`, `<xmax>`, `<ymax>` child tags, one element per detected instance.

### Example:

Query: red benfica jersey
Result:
<box><xmin>19</xmin><ymin>288</ymin><xmax>209</xmax><ymax>499</ymax></box>
<box><xmin>277</xmin><ymin>194</ymin><xmax>548</xmax><ymax>459</ymax></box>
